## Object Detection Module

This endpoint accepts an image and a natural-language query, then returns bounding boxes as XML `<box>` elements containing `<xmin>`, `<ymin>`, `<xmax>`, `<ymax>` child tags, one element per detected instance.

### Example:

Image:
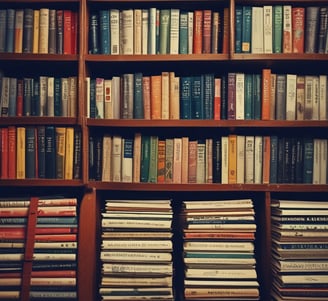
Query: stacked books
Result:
<box><xmin>0</xmin><ymin>197</ymin><xmax>78</xmax><ymax>300</ymax></box>
<box><xmin>100</xmin><ymin>199</ymin><xmax>174</xmax><ymax>301</ymax></box>
<box><xmin>181</xmin><ymin>198</ymin><xmax>259</xmax><ymax>300</ymax></box>
<box><xmin>271</xmin><ymin>199</ymin><xmax>328</xmax><ymax>301</ymax></box>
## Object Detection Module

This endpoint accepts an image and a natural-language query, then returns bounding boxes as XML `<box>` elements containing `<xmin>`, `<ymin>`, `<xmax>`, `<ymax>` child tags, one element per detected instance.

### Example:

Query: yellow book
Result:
<box><xmin>64</xmin><ymin>127</ymin><xmax>74</xmax><ymax>180</ymax></box>
<box><xmin>228</xmin><ymin>134</ymin><xmax>237</xmax><ymax>184</ymax></box>
<box><xmin>16</xmin><ymin>127</ymin><xmax>26</xmax><ymax>179</ymax></box>
<box><xmin>56</xmin><ymin>127</ymin><xmax>66</xmax><ymax>179</ymax></box>
<box><xmin>33</xmin><ymin>9</ymin><xmax>40</xmax><ymax>53</ymax></box>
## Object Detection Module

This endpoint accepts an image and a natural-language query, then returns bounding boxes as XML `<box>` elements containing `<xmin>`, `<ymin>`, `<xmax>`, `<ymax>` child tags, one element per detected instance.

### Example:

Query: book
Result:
<box><xmin>251</xmin><ymin>6</ymin><xmax>263</xmax><ymax>53</ymax></box>
<box><xmin>263</xmin><ymin>6</ymin><xmax>273</xmax><ymax>53</ymax></box>
<box><xmin>283</xmin><ymin>5</ymin><xmax>292</xmax><ymax>53</ymax></box>
<box><xmin>292</xmin><ymin>7</ymin><xmax>305</xmax><ymax>53</ymax></box>
<box><xmin>305</xmin><ymin>7</ymin><xmax>320</xmax><ymax>53</ymax></box>
<box><xmin>273</xmin><ymin>6</ymin><xmax>283</xmax><ymax>53</ymax></box>
<box><xmin>150</xmin><ymin>75</ymin><xmax>162</xmax><ymax>119</ymax></box>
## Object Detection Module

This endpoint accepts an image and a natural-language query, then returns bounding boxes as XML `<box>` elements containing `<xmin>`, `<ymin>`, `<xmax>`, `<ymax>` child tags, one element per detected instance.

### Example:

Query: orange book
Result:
<box><xmin>8</xmin><ymin>126</ymin><xmax>16</xmax><ymax>179</ymax></box>
<box><xmin>181</xmin><ymin>137</ymin><xmax>189</xmax><ymax>184</ymax></box>
<box><xmin>1</xmin><ymin>127</ymin><xmax>8</xmax><ymax>179</ymax></box>
<box><xmin>142</xmin><ymin>76</ymin><xmax>151</xmax><ymax>119</ymax></box>
<box><xmin>262</xmin><ymin>136</ymin><xmax>271</xmax><ymax>184</ymax></box>
<box><xmin>188</xmin><ymin>140</ymin><xmax>197</xmax><ymax>183</ymax></box>
<box><xmin>202</xmin><ymin>10</ymin><xmax>212</xmax><ymax>54</ymax></box>
<box><xmin>63</xmin><ymin>10</ymin><xmax>72</xmax><ymax>54</ymax></box>
<box><xmin>157</xmin><ymin>139</ymin><xmax>166</xmax><ymax>183</ymax></box>
<box><xmin>14</xmin><ymin>10</ymin><xmax>24</xmax><ymax>53</ymax></box>
<box><xmin>150</xmin><ymin>75</ymin><xmax>162</xmax><ymax>119</ymax></box>
<box><xmin>261</xmin><ymin>68</ymin><xmax>271</xmax><ymax>120</ymax></box>
<box><xmin>193</xmin><ymin>10</ymin><xmax>203</xmax><ymax>54</ymax></box>
<box><xmin>222</xmin><ymin>7</ymin><xmax>229</xmax><ymax>54</ymax></box>
<box><xmin>228</xmin><ymin>134</ymin><xmax>237</xmax><ymax>184</ymax></box>
<box><xmin>292</xmin><ymin>7</ymin><xmax>305</xmax><ymax>53</ymax></box>
<box><xmin>214</xmin><ymin>78</ymin><xmax>221</xmax><ymax>120</ymax></box>
<box><xmin>16</xmin><ymin>127</ymin><xmax>25</xmax><ymax>179</ymax></box>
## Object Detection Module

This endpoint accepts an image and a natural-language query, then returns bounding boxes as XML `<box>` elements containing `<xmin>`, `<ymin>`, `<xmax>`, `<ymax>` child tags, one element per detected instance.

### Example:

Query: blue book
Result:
<box><xmin>244</xmin><ymin>74</ymin><xmax>253</xmax><ymax>119</ymax></box>
<box><xmin>241</xmin><ymin>6</ymin><xmax>252</xmax><ymax>53</ymax></box>
<box><xmin>203</xmin><ymin>74</ymin><xmax>214</xmax><ymax>119</ymax></box>
<box><xmin>179</xmin><ymin>11</ymin><xmax>188</xmax><ymax>54</ymax></box>
<box><xmin>180</xmin><ymin>76</ymin><xmax>192</xmax><ymax>119</ymax></box>
<box><xmin>89</xmin><ymin>13</ymin><xmax>100</xmax><ymax>54</ymax></box>
<box><xmin>270</xmin><ymin>135</ymin><xmax>278</xmax><ymax>183</ymax></box>
<box><xmin>0</xmin><ymin>10</ymin><xmax>6</xmax><ymax>52</ymax></box>
<box><xmin>54</xmin><ymin>78</ymin><xmax>61</xmax><ymax>116</ymax></box>
<box><xmin>133</xmin><ymin>72</ymin><xmax>144</xmax><ymax>119</ymax></box>
<box><xmin>235</xmin><ymin>6</ymin><xmax>243</xmax><ymax>53</ymax></box>
<box><xmin>6</xmin><ymin>9</ymin><xmax>15</xmax><ymax>53</ymax></box>
<box><xmin>99</xmin><ymin>10</ymin><xmax>110</xmax><ymax>54</ymax></box>
<box><xmin>25</xmin><ymin>127</ymin><xmax>36</xmax><ymax>179</ymax></box>
<box><xmin>191</xmin><ymin>75</ymin><xmax>204</xmax><ymax>119</ymax></box>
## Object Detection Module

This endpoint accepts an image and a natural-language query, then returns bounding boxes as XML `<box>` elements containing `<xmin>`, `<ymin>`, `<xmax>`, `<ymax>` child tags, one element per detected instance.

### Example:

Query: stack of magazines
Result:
<box><xmin>100</xmin><ymin>199</ymin><xmax>174</xmax><ymax>301</ymax></box>
<box><xmin>181</xmin><ymin>198</ymin><xmax>259</xmax><ymax>301</ymax></box>
<box><xmin>271</xmin><ymin>199</ymin><xmax>328</xmax><ymax>301</ymax></box>
<box><xmin>0</xmin><ymin>197</ymin><xmax>78</xmax><ymax>300</ymax></box>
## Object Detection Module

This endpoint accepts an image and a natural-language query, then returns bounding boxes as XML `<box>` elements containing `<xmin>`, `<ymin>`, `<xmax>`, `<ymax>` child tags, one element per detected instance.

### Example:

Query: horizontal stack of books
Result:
<box><xmin>271</xmin><ymin>199</ymin><xmax>328</xmax><ymax>301</ymax></box>
<box><xmin>181</xmin><ymin>198</ymin><xmax>259</xmax><ymax>300</ymax></box>
<box><xmin>100</xmin><ymin>199</ymin><xmax>174</xmax><ymax>301</ymax></box>
<box><xmin>0</xmin><ymin>197</ymin><xmax>78</xmax><ymax>300</ymax></box>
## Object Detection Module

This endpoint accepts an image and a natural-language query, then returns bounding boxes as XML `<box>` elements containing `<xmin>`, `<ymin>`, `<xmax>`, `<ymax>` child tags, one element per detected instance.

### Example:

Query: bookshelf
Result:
<box><xmin>0</xmin><ymin>0</ymin><xmax>327</xmax><ymax>300</ymax></box>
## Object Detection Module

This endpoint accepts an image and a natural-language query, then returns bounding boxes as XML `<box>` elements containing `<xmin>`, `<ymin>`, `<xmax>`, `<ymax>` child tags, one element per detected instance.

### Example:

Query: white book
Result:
<box><xmin>184</xmin><ymin>241</ymin><xmax>254</xmax><ymax>252</ymax></box>
<box><xmin>148</xmin><ymin>8</ymin><xmax>157</xmax><ymax>54</ymax></box>
<box><xmin>173</xmin><ymin>137</ymin><xmax>182</xmax><ymax>183</ymax></box>
<box><xmin>39</xmin><ymin>76</ymin><xmax>48</xmax><ymax>117</ymax></box>
<box><xmin>188</xmin><ymin>11</ymin><xmax>194</xmax><ymax>54</ymax></box>
<box><xmin>161</xmin><ymin>71</ymin><xmax>170</xmax><ymax>119</ymax></box>
<box><xmin>85</xmin><ymin>77</ymin><xmax>90</xmax><ymax>118</ymax></box>
<box><xmin>319</xmin><ymin>75</ymin><xmax>327</xmax><ymax>120</ymax></box>
<box><xmin>46</xmin><ymin>77</ymin><xmax>54</xmax><ymax>116</ymax></box>
<box><xmin>312</xmin><ymin>75</ymin><xmax>320</xmax><ymax>120</ymax></box>
<box><xmin>101</xmin><ymin>134</ymin><xmax>112</xmax><ymax>182</ymax></box>
<box><xmin>121</xmin><ymin>9</ymin><xmax>134</xmax><ymax>54</ymax></box>
<box><xmin>245</xmin><ymin>136</ymin><xmax>255</xmax><ymax>184</ymax></box>
<box><xmin>61</xmin><ymin>77</ymin><xmax>69</xmax><ymax>117</ymax></box>
<box><xmin>111</xmin><ymin>135</ymin><xmax>122</xmax><ymax>182</ymax></box>
<box><xmin>185</xmin><ymin>268</ymin><xmax>257</xmax><ymax>279</ymax></box>
<box><xmin>38</xmin><ymin>8</ymin><xmax>49</xmax><ymax>54</ymax></box>
<box><xmin>134</xmin><ymin>9</ymin><xmax>142</xmax><ymax>55</ymax></box>
<box><xmin>236</xmin><ymin>135</ymin><xmax>245</xmax><ymax>184</ymax></box>
<box><xmin>251</xmin><ymin>7</ymin><xmax>264</xmax><ymax>53</ymax></box>
<box><xmin>304</xmin><ymin>75</ymin><xmax>314</xmax><ymax>120</ymax></box>
<box><xmin>263</xmin><ymin>6</ymin><xmax>273</xmax><ymax>53</ymax></box>
<box><xmin>283</xmin><ymin>5</ymin><xmax>292</xmax><ymax>53</ymax></box>
<box><xmin>235</xmin><ymin>73</ymin><xmax>245</xmax><ymax>120</ymax></box>
<box><xmin>221</xmin><ymin>136</ymin><xmax>229</xmax><ymax>184</ymax></box>
<box><xmin>104</xmin><ymin>79</ymin><xmax>113</xmax><ymax>119</ymax></box>
<box><xmin>285</xmin><ymin>74</ymin><xmax>297</xmax><ymax>120</ymax></box>
<box><xmin>95</xmin><ymin>77</ymin><xmax>104</xmax><ymax>118</ymax></box>
<box><xmin>110</xmin><ymin>9</ymin><xmax>120</xmax><ymax>55</ymax></box>
<box><xmin>141</xmin><ymin>9</ymin><xmax>149</xmax><ymax>54</ymax></box>
<box><xmin>101</xmin><ymin>251</ymin><xmax>172</xmax><ymax>262</ymax></box>
<box><xmin>102</xmin><ymin>240</ymin><xmax>172</xmax><ymax>250</ymax></box>
<box><xmin>170</xmin><ymin>9</ymin><xmax>180</xmax><ymax>54</ymax></box>
<box><xmin>254</xmin><ymin>136</ymin><xmax>263</xmax><ymax>184</ymax></box>
<box><xmin>133</xmin><ymin>132</ymin><xmax>142</xmax><ymax>183</ymax></box>
<box><xmin>196</xmin><ymin>140</ymin><xmax>206</xmax><ymax>183</ymax></box>
<box><xmin>205</xmin><ymin>138</ymin><xmax>213</xmax><ymax>183</ymax></box>
<box><xmin>111</xmin><ymin>76</ymin><xmax>121</xmax><ymax>119</ymax></box>
<box><xmin>121</xmin><ymin>138</ymin><xmax>133</xmax><ymax>183</ymax></box>
<box><xmin>102</xmin><ymin>263</ymin><xmax>173</xmax><ymax>275</ymax></box>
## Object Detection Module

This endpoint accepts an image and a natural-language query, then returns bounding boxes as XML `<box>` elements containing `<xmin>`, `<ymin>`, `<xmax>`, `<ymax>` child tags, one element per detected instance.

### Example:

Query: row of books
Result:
<box><xmin>89</xmin><ymin>8</ymin><xmax>228</xmax><ymax>55</ymax></box>
<box><xmin>235</xmin><ymin>5</ymin><xmax>328</xmax><ymax>54</ymax></box>
<box><xmin>271</xmin><ymin>199</ymin><xmax>328</xmax><ymax>300</ymax></box>
<box><xmin>86</xmin><ymin>71</ymin><xmax>328</xmax><ymax>121</ymax></box>
<box><xmin>89</xmin><ymin>133</ymin><xmax>328</xmax><ymax>184</ymax></box>
<box><xmin>0</xmin><ymin>75</ymin><xmax>78</xmax><ymax>117</ymax></box>
<box><xmin>182</xmin><ymin>199</ymin><xmax>259</xmax><ymax>300</ymax></box>
<box><xmin>100</xmin><ymin>199</ymin><xmax>174</xmax><ymax>301</ymax></box>
<box><xmin>0</xmin><ymin>8</ymin><xmax>78</xmax><ymax>54</ymax></box>
<box><xmin>0</xmin><ymin>196</ymin><xmax>78</xmax><ymax>300</ymax></box>
<box><xmin>0</xmin><ymin>126</ymin><xmax>82</xmax><ymax>180</ymax></box>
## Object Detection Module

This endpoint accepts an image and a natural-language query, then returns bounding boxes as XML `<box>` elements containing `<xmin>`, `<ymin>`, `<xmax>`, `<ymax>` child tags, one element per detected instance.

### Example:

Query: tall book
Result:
<box><xmin>251</xmin><ymin>6</ymin><xmax>264</xmax><ymax>53</ymax></box>
<box><xmin>39</xmin><ymin>8</ymin><xmax>49</xmax><ymax>54</ymax></box>
<box><xmin>261</xmin><ymin>69</ymin><xmax>271</xmax><ymax>120</ymax></box>
<box><xmin>292</xmin><ymin>7</ymin><xmax>305</xmax><ymax>53</ymax></box>
<box><xmin>148</xmin><ymin>136</ymin><xmax>158</xmax><ymax>183</ymax></box>
<box><xmin>150</xmin><ymin>75</ymin><xmax>162</xmax><ymax>119</ymax></box>
<box><xmin>111</xmin><ymin>135</ymin><xmax>122</xmax><ymax>182</ymax></box>
<box><xmin>16</xmin><ymin>127</ymin><xmax>26</xmax><ymax>179</ymax></box>
<box><xmin>14</xmin><ymin>9</ymin><xmax>24</xmax><ymax>53</ymax></box>
<box><xmin>121</xmin><ymin>138</ymin><xmax>134</xmax><ymax>183</ymax></box>
<box><xmin>283</xmin><ymin>5</ymin><xmax>292</xmax><ymax>53</ymax></box>
<box><xmin>228</xmin><ymin>135</ymin><xmax>237</xmax><ymax>184</ymax></box>
<box><xmin>305</xmin><ymin>7</ymin><xmax>320</xmax><ymax>53</ymax></box>
<box><xmin>56</xmin><ymin>127</ymin><xmax>66</xmax><ymax>179</ymax></box>
<box><xmin>25</xmin><ymin>126</ymin><xmax>36</xmax><ymax>179</ymax></box>
<box><xmin>173</xmin><ymin>137</ymin><xmax>182</xmax><ymax>183</ymax></box>
<box><xmin>263</xmin><ymin>6</ymin><xmax>273</xmax><ymax>53</ymax></box>
<box><xmin>64</xmin><ymin>127</ymin><xmax>74</xmax><ymax>180</ymax></box>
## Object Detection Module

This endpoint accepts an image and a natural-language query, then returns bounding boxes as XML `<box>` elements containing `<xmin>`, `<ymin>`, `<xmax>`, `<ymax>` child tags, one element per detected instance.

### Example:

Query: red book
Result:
<box><xmin>8</xmin><ymin>126</ymin><xmax>16</xmax><ymax>179</ymax></box>
<box><xmin>292</xmin><ymin>7</ymin><xmax>305</xmax><ymax>53</ymax></box>
<box><xmin>16</xmin><ymin>79</ymin><xmax>23</xmax><ymax>116</ymax></box>
<box><xmin>222</xmin><ymin>7</ymin><xmax>229</xmax><ymax>54</ymax></box>
<box><xmin>1</xmin><ymin>128</ymin><xmax>8</xmax><ymax>179</ymax></box>
<box><xmin>202</xmin><ymin>10</ymin><xmax>212</xmax><ymax>53</ymax></box>
<box><xmin>71</xmin><ymin>11</ymin><xmax>78</xmax><ymax>54</ymax></box>
<box><xmin>261</xmin><ymin>68</ymin><xmax>271</xmax><ymax>120</ymax></box>
<box><xmin>214</xmin><ymin>78</ymin><xmax>221</xmax><ymax>120</ymax></box>
<box><xmin>63</xmin><ymin>10</ymin><xmax>72</xmax><ymax>54</ymax></box>
<box><xmin>193</xmin><ymin>10</ymin><xmax>203</xmax><ymax>54</ymax></box>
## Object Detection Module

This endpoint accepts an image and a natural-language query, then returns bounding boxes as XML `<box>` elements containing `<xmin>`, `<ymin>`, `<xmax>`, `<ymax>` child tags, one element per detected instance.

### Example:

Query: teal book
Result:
<box><xmin>303</xmin><ymin>137</ymin><xmax>314</xmax><ymax>183</ymax></box>
<box><xmin>203</xmin><ymin>73</ymin><xmax>214</xmax><ymax>119</ymax></box>
<box><xmin>159</xmin><ymin>9</ymin><xmax>170</xmax><ymax>54</ymax></box>
<box><xmin>269</xmin><ymin>135</ymin><xmax>278</xmax><ymax>183</ymax></box>
<box><xmin>133</xmin><ymin>72</ymin><xmax>144</xmax><ymax>119</ymax></box>
<box><xmin>54</xmin><ymin>77</ymin><xmax>62</xmax><ymax>116</ymax></box>
<box><xmin>8</xmin><ymin>77</ymin><xmax>17</xmax><ymax>117</ymax></box>
<box><xmin>148</xmin><ymin>135</ymin><xmax>158</xmax><ymax>183</ymax></box>
<box><xmin>242</xmin><ymin>6</ymin><xmax>252</xmax><ymax>53</ymax></box>
<box><xmin>140</xmin><ymin>135</ymin><xmax>151</xmax><ymax>182</ymax></box>
<box><xmin>99</xmin><ymin>10</ymin><xmax>110</xmax><ymax>54</ymax></box>
<box><xmin>179</xmin><ymin>11</ymin><xmax>188</xmax><ymax>54</ymax></box>
<box><xmin>180</xmin><ymin>76</ymin><xmax>192</xmax><ymax>119</ymax></box>
<box><xmin>191</xmin><ymin>75</ymin><xmax>204</xmax><ymax>119</ymax></box>
<box><xmin>252</xmin><ymin>74</ymin><xmax>261</xmax><ymax>120</ymax></box>
<box><xmin>244</xmin><ymin>73</ymin><xmax>253</xmax><ymax>119</ymax></box>
<box><xmin>235</xmin><ymin>6</ymin><xmax>243</xmax><ymax>53</ymax></box>
<box><xmin>89</xmin><ymin>13</ymin><xmax>100</xmax><ymax>54</ymax></box>
<box><xmin>273</xmin><ymin>5</ymin><xmax>283</xmax><ymax>53</ymax></box>
<box><xmin>25</xmin><ymin>126</ymin><xmax>36</xmax><ymax>179</ymax></box>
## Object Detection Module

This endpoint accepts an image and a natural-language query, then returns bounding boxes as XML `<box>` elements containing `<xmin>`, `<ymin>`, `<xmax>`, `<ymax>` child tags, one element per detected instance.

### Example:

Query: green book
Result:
<box><xmin>140</xmin><ymin>135</ymin><xmax>151</xmax><ymax>182</ymax></box>
<box><xmin>244</xmin><ymin>73</ymin><xmax>253</xmax><ymax>119</ymax></box>
<box><xmin>148</xmin><ymin>135</ymin><xmax>158</xmax><ymax>183</ymax></box>
<box><xmin>191</xmin><ymin>75</ymin><xmax>204</xmax><ymax>119</ymax></box>
<box><xmin>241</xmin><ymin>6</ymin><xmax>252</xmax><ymax>53</ymax></box>
<box><xmin>159</xmin><ymin>9</ymin><xmax>170</xmax><ymax>54</ymax></box>
<box><xmin>235</xmin><ymin>6</ymin><xmax>243</xmax><ymax>53</ymax></box>
<box><xmin>273</xmin><ymin>5</ymin><xmax>283</xmax><ymax>53</ymax></box>
<box><xmin>252</xmin><ymin>74</ymin><xmax>261</xmax><ymax>120</ymax></box>
<box><xmin>179</xmin><ymin>11</ymin><xmax>188</xmax><ymax>54</ymax></box>
<box><xmin>133</xmin><ymin>72</ymin><xmax>144</xmax><ymax>119</ymax></box>
<box><xmin>165</xmin><ymin>138</ymin><xmax>174</xmax><ymax>183</ymax></box>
